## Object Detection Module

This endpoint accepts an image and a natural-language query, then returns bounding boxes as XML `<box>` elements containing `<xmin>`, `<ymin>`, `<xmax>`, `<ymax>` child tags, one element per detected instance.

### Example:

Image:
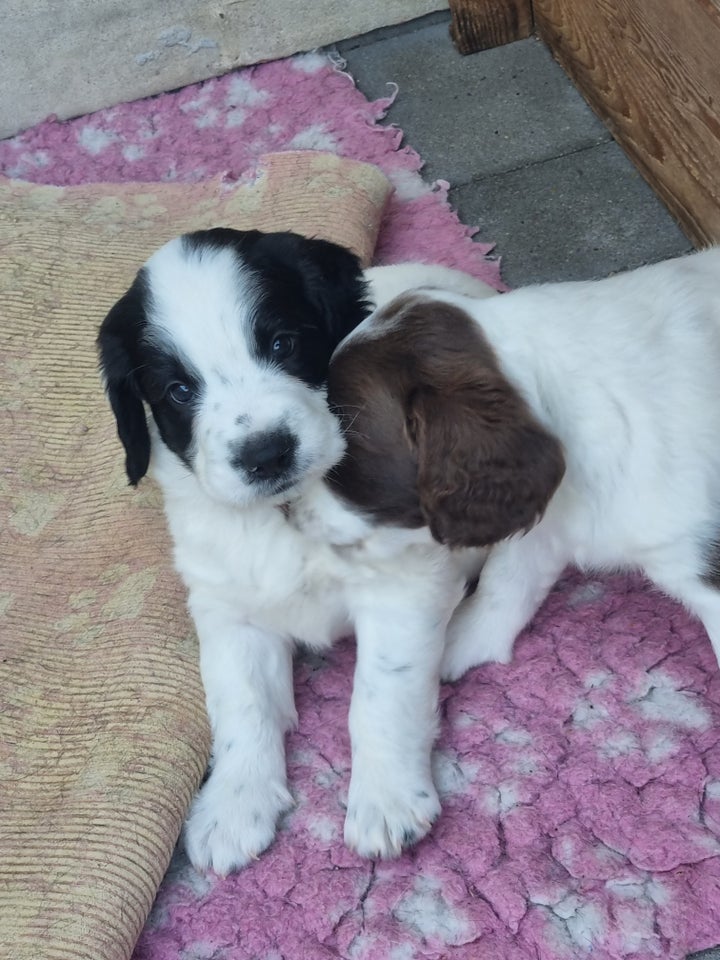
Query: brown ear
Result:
<box><xmin>328</xmin><ymin>292</ymin><xmax>565</xmax><ymax>545</ymax></box>
<box><xmin>409</xmin><ymin>356</ymin><xmax>565</xmax><ymax>549</ymax></box>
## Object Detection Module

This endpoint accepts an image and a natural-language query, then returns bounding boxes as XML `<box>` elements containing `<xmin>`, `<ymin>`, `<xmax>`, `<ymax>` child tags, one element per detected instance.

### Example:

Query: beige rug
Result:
<box><xmin>0</xmin><ymin>152</ymin><xmax>391</xmax><ymax>960</ymax></box>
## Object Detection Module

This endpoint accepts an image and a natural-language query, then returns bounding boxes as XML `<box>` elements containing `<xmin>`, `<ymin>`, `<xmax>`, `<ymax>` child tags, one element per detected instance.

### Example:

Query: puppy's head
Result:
<box><xmin>327</xmin><ymin>293</ymin><xmax>565</xmax><ymax>548</ymax></box>
<box><xmin>97</xmin><ymin>228</ymin><xmax>370</xmax><ymax>506</ymax></box>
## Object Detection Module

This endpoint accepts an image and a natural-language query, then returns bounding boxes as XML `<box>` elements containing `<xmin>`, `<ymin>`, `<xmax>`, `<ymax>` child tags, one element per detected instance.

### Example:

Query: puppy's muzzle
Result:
<box><xmin>232</xmin><ymin>429</ymin><xmax>298</xmax><ymax>485</ymax></box>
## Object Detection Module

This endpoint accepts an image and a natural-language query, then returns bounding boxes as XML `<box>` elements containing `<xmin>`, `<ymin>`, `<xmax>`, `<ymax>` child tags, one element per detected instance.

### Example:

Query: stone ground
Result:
<box><xmin>334</xmin><ymin>12</ymin><xmax>693</xmax><ymax>288</ymax></box>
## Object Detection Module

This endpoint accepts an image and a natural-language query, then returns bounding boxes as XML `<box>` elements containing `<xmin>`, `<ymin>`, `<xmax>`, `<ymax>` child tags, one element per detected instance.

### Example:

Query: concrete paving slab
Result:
<box><xmin>450</xmin><ymin>141</ymin><xmax>692</xmax><ymax>286</ymax></box>
<box><xmin>338</xmin><ymin>28</ymin><xmax>610</xmax><ymax>185</ymax></box>
<box><xmin>337</xmin><ymin>9</ymin><xmax>452</xmax><ymax>49</ymax></box>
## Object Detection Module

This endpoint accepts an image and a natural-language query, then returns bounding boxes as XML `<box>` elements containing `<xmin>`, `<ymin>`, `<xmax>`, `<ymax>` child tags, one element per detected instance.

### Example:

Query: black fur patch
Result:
<box><xmin>183</xmin><ymin>229</ymin><xmax>371</xmax><ymax>387</ymax></box>
<box><xmin>97</xmin><ymin>270</ymin><xmax>153</xmax><ymax>485</ymax></box>
<box><xmin>701</xmin><ymin>537</ymin><xmax>720</xmax><ymax>589</ymax></box>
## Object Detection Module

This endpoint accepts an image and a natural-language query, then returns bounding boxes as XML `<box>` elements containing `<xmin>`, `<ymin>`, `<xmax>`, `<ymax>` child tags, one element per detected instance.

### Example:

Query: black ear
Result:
<box><xmin>97</xmin><ymin>281</ymin><xmax>151</xmax><ymax>486</ymax></box>
<box><xmin>283</xmin><ymin>234</ymin><xmax>371</xmax><ymax>345</ymax></box>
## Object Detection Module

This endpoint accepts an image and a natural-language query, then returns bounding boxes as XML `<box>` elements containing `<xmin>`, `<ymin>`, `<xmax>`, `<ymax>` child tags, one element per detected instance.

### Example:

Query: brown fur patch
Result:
<box><xmin>327</xmin><ymin>294</ymin><xmax>566</xmax><ymax>548</ymax></box>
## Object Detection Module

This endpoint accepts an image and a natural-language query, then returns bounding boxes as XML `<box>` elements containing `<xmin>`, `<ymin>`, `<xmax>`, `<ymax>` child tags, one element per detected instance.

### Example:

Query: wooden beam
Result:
<box><xmin>533</xmin><ymin>0</ymin><xmax>720</xmax><ymax>246</ymax></box>
<box><xmin>449</xmin><ymin>0</ymin><xmax>533</xmax><ymax>54</ymax></box>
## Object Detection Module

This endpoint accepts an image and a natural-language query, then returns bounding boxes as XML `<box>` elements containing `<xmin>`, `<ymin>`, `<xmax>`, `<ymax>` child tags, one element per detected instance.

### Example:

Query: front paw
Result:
<box><xmin>184</xmin><ymin>770</ymin><xmax>294</xmax><ymax>875</ymax></box>
<box><xmin>441</xmin><ymin>609</ymin><xmax>514</xmax><ymax>682</ymax></box>
<box><xmin>440</xmin><ymin>638</ymin><xmax>485</xmax><ymax>682</ymax></box>
<box><xmin>344</xmin><ymin>766</ymin><xmax>441</xmax><ymax>858</ymax></box>
<box><xmin>440</xmin><ymin>638</ymin><xmax>510</xmax><ymax>682</ymax></box>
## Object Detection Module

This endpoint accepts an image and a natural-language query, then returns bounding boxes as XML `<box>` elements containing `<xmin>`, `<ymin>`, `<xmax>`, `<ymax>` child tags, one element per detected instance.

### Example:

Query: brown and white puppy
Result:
<box><xmin>299</xmin><ymin>248</ymin><xmax>720</xmax><ymax>682</ymax></box>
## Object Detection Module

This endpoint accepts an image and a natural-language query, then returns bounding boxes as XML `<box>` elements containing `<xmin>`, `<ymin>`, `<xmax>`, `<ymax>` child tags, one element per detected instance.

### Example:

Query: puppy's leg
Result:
<box><xmin>645</xmin><ymin>556</ymin><xmax>720</xmax><ymax>667</ymax></box>
<box><xmin>683</xmin><ymin>590</ymin><xmax>720</xmax><ymax>665</ymax></box>
<box><xmin>184</xmin><ymin>596</ymin><xmax>297</xmax><ymax>875</ymax></box>
<box><xmin>442</xmin><ymin>532</ymin><xmax>568</xmax><ymax>681</ymax></box>
<box><xmin>344</xmin><ymin>586</ymin><xmax>455</xmax><ymax>858</ymax></box>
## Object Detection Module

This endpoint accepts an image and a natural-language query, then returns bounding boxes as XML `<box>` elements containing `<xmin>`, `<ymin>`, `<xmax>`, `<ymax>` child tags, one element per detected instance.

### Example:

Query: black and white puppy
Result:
<box><xmin>98</xmin><ymin>228</ymin><xmax>495</xmax><ymax>874</ymax></box>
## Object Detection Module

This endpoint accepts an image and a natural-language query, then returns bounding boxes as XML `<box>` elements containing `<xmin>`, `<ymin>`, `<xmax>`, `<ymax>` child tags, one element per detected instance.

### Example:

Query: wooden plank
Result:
<box><xmin>449</xmin><ymin>0</ymin><xmax>533</xmax><ymax>54</ymax></box>
<box><xmin>533</xmin><ymin>0</ymin><xmax>720</xmax><ymax>246</ymax></box>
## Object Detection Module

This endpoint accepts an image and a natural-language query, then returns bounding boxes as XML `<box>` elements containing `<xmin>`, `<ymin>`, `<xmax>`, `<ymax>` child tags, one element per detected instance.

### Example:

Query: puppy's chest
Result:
<box><xmin>166</xmin><ymin>501</ymin><xmax>352</xmax><ymax>643</ymax></box>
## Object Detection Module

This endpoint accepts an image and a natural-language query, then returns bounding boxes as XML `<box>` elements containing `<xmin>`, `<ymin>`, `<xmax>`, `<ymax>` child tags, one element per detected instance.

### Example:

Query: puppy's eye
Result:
<box><xmin>167</xmin><ymin>382</ymin><xmax>194</xmax><ymax>405</ymax></box>
<box><xmin>271</xmin><ymin>334</ymin><xmax>295</xmax><ymax>361</ymax></box>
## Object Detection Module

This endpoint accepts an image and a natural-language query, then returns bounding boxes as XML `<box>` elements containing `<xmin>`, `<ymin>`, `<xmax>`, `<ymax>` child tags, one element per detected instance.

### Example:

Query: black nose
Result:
<box><xmin>232</xmin><ymin>430</ymin><xmax>297</xmax><ymax>483</ymax></box>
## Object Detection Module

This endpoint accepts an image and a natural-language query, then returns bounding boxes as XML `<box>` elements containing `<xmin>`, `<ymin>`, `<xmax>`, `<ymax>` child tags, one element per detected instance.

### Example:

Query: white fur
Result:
<box><xmin>426</xmin><ymin>248</ymin><xmax>720</xmax><ymax>679</ymax></box>
<box><xmin>298</xmin><ymin>248</ymin><xmax>720</xmax><ymax>686</ymax></box>
<box><xmin>143</xmin><ymin>253</ymin><xmax>495</xmax><ymax>873</ymax></box>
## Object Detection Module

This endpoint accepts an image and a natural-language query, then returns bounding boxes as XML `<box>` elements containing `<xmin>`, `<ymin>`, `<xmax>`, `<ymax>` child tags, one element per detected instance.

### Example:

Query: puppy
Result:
<box><xmin>97</xmin><ymin>227</ymin><xmax>495</xmax><ymax>874</ymax></box>
<box><xmin>306</xmin><ymin>248</ymin><xmax>720</xmax><ymax>683</ymax></box>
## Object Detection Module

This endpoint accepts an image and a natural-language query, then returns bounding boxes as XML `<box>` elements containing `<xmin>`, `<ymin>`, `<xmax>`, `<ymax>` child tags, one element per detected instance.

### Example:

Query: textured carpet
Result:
<box><xmin>0</xmin><ymin>52</ymin><xmax>501</xmax><ymax>288</ymax></box>
<box><xmin>2</xmin><ymin>51</ymin><xmax>719</xmax><ymax>960</ymax></box>
<box><xmin>0</xmin><ymin>152</ymin><xmax>392</xmax><ymax>960</ymax></box>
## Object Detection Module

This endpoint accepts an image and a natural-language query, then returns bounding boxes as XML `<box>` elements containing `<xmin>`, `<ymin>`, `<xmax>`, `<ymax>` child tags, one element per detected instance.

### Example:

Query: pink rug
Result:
<box><xmin>4</xmin><ymin>52</ymin><xmax>719</xmax><ymax>960</ymax></box>
<box><xmin>0</xmin><ymin>53</ymin><xmax>500</xmax><ymax>287</ymax></box>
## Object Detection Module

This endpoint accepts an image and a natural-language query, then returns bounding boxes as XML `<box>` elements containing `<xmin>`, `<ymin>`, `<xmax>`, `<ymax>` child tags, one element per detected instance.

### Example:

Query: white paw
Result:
<box><xmin>440</xmin><ymin>637</ymin><xmax>512</xmax><ymax>682</ymax></box>
<box><xmin>441</xmin><ymin>609</ymin><xmax>514</xmax><ymax>681</ymax></box>
<box><xmin>344</xmin><ymin>766</ymin><xmax>441</xmax><ymax>858</ymax></box>
<box><xmin>184</xmin><ymin>770</ymin><xmax>294</xmax><ymax>875</ymax></box>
